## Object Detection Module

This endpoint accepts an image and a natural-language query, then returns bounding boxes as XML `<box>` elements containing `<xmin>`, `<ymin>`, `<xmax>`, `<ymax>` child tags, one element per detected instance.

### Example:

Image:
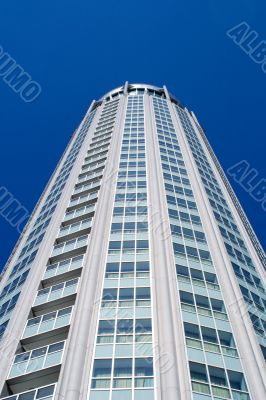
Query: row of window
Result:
<box><xmin>189</xmin><ymin>361</ymin><xmax>249</xmax><ymax>399</ymax></box>
<box><xmin>176</xmin><ymin>105</ymin><xmax>266</xmax><ymax>349</ymax></box>
<box><xmin>153</xmin><ymin>97</ymin><xmax>248</xmax><ymax>400</ymax></box>
<box><xmin>89</xmin><ymin>95</ymin><xmax>155</xmax><ymax>398</ymax></box>
<box><xmin>91</xmin><ymin>357</ymin><xmax>153</xmax><ymax>389</ymax></box>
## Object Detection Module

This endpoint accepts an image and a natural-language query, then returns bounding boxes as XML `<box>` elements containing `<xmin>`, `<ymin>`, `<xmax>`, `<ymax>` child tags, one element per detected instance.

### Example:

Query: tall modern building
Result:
<box><xmin>0</xmin><ymin>83</ymin><xmax>265</xmax><ymax>400</ymax></box>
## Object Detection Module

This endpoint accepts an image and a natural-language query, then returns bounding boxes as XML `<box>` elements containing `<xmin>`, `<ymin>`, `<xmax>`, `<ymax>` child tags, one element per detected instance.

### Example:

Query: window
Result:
<box><xmin>189</xmin><ymin>362</ymin><xmax>210</xmax><ymax>395</ymax></box>
<box><xmin>136</xmin><ymin>287</ymin><xmax>150</xmax><ymax>306</ymax></box>
<box><xmin>113</xmin><ymin>358</ymin><xmax>132</xmax><ymax>388</ymax></box>
<box><xmin>135</xmin><ymin>358</ymin><xmax>153</xmax><ymax>387</ymax></box>
<box><xmin>173</xmin><ymin>243</ymin><xmax>185</xmax><ymax>257</ymax></box>
<box><xmin>91</xmin><ymin>359</ymin><xmax>112</xmax><ymax>389</ymax></box>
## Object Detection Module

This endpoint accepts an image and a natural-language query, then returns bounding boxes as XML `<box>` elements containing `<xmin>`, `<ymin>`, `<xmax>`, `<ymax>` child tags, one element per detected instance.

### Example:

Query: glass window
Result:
<box><xmin>103</xmin><ymin>288</ymin><xmax>117</xmax><ymax>301</ymax></box>
<box><xmin>208</xmin><ymin>366</ymin><xmax>227</xmax><ymax>387</ymax></box>
<box><xmin>92</xmin><ymin>359</ymin><xmax>112</xmax><ymax>378</ymax></box>
<box><xmin>189</xmin><ymin>362</ymin><xmax>208</xmax><ymax>382</ymax></box>
<box><xmin>36</xmin><ymin>385</ymin><xmax>55</xmax><ymax>399</ymax></box>
<box><xmin>135</xmin><ymin>358</ymin><xmax>153</xmax><ymax>380</ymax></box>
<box><xmin>19</xmin><ymin>392</ymin><xmax>35</xmax><ymax>400</ymax></box>
<box><xmin>114</xmin><ymin>358</ymin><xmax>132</xmax><ymax>377</ymax></box>
<box><xmin>48</xmin><ymin>342</ymin><xmax>64</xmax><ymax>353</ymax></box>
<box><xmin>121</xmin><ymin>262</ymin><xmax>134</xmax><ymax>272</ymax></box>
<box><xmin>227</xmin><ymin>370</ymin><xmax>247</xmax><ymax>391</ymax></box>
<box><xmin>119</xmin><ymin>288</ymin><xmax>134</xmax><ymax>300</ymax></box>
<box><xmin>201</xmin><ymin>327</ymin><xmax>218</xmax><ymax>343</ymax></box>
<box><xmin>135</xmin><ymin>319</ymin><xmax>152</xmax><ymax>333</ymax></box>
<box><xmin>32</xmin><ymin>347</ymin><xmax>46</xmax><ymax>359</ymax></box>
<box><xmin>106</xmin><ymin>263</ymin><xmax>119</xmax><ymax>273</ymax></box>
<box><xmin>98</xmin><ymin>320</ymin><xmax>115</xmax><ymax>335</ymax></box>
<box><xmin>42</xmin><ymin>312</ymin><xmax>56</xmax><ymax>322</ymax></box>
<box><xmin>184</xmin><ymin>323</ymin><xmax>200</xmax><ymax>339</ymax></box>
<box><xmin>117</xmin><ymin>319</ymin><xmax>134</xmax><ymax>334</ymax></box>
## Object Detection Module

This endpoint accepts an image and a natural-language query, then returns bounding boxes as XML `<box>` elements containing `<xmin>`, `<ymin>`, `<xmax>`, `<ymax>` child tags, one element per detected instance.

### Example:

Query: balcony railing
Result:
<box><xmin>1</xmin><ymin>384</ymin><xmax>56</xmax><ymax>400</ymax></box>
<box><xmin>73</xmin><ymin>180</ymin><xmax>101</xmax><ymax>196</ymax></box>
<box><xmin>68</xmin><ymin>192</ymin><xmax>98</xmax><ymax>208</ymax></box>
<box><xmin>8</xmin><ymin>341</ymin><xmax>65</xmax><ymax>379</ymax></box>
<box><xmin>77</xmin><ymin>170</ymin><xmax>103</xmax><ymax>184</ymax></box>
<box><xmin>57</xmin><ymin>220</ymin><xmax>92</xmax><ymax>238</ymax></box>
<box><xmin>43</xmin><ymin>255</ymin><xmax>84</xmax><ymax>281</ymax></box>
<box><xmin>51</xmin><ymin>236</ymin><xmax>88</xmax><ymax>257</ymax></box>
<box><xmin>22</xmin><ymin>306</ymin><xmax>73</xmax><ymax>339</ymax></box>
<box><xmin>33</xmin><ymin>278</ymin><xmax>79</xmax><ymax>307</ymax></box>
<box><xmin>63</xmin><ymin>205</ymin><xmax>95</xmax><ymax>222</ymax></box>
<box><xmin>81</xmin><ymin>160</ymin><xmax>105</xmax><ymax>173</ymax></box>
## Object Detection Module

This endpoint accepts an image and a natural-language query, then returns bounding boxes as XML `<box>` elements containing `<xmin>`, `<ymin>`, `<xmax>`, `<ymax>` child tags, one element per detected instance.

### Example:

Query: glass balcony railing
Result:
<box><xmin>63</xmin><ymin>205</ymin><xmax>95</xmax><ymax>222</ymax></box>
<box><xmin>1</xmin><ymin>384</ymin><xmax>56</xmax><ymax>400</ymax></box>
<box><xmin>68</xmin><ymin>192</ymin><xmax>98</xmax><ymax>208</ymax></box>
<box><xmin>33</xmin><ymin>278</ymin><xmax>79</xmax><ymax>307</ymax></box>
<box><xmin>22</xmin><ymin>306</ymin><xmax>73</xmax><ymax>339</ymax></box>
<box><xmin>51</xmin><ymin>235</ymin><xmax>88</xmax><ymax>257</ymax></box>
<box><xmin>43</xmin><ymin>255</ymin><xmax>84</xmax><ymax>280</ymax></box>
<box><xmin>77</xmin><ymin>170</ymin><xmax>103</xmax><ymax>184</ymax></box>
<box><xmin>73</xmin><ymin>180</ymin><xmax>101</xmax><ymax>196</ymax></box>
<box><xmin>57</xmin><ymin>219</ymin><xmax>92</xmax><ymax>238</ymax></box>
<box><xmin>86</xmin><ymin>145</ymin><xmax>109</xmax><ymax>156</ymax></box>
<box><xmin>82</xmin><ymin>158</ymin><xmax>105</xmax><ymax>172</ymax></box>
<box><xmin>8</xmin><ymin>341</ymin><xmax>65</xmax><ymax>379</ymax></box>
<box><xmin>87</xmin><ymin>145</ymin><xmax>109</xmax><ymax>155</ymax></box>
<box><xmin>82</xmin><ymin>153</ymin><xmax>107</xmax><ymax>165</ymax></box>
<box><xmin>81</xmin><ymin>160</ymin><xmax>105</xmax><ymax>173</ymax></box>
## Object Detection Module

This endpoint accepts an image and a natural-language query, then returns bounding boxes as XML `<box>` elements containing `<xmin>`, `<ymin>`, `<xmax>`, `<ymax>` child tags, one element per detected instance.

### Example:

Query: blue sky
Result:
<box><xmin>0</xmin><ymin>0</ymin><xmax>265</xmax><ymax>269</ymax></box>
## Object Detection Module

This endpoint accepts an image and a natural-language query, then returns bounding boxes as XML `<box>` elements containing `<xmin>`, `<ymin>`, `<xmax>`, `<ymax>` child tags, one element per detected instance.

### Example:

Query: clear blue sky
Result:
<box><xmin>0</xmin><ymin>0</ymin><xmax>265</xmax><ymax>269</ymax></box>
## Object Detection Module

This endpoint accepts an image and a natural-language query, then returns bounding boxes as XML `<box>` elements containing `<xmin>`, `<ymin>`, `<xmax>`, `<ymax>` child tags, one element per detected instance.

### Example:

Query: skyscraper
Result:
<box><xmin>0</xmin><ymin>83</ymin><xmax>265</xmax><ymax>400</ymax></box>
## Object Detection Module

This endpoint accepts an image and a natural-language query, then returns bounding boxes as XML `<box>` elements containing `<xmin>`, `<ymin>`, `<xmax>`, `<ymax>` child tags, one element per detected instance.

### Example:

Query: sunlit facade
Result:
<box><xmin>0</xmin><ymin>83</ymin><xmax>265</xmax><ymax>400</ymax></box>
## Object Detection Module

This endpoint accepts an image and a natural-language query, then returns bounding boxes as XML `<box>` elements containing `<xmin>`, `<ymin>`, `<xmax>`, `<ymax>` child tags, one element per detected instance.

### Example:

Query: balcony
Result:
<box><xmin>86</xmin><ymin>146</ymin><xmax>109</xmax><ymax>157</ymax></box>
<box><xmin>56</xmin><ymin>218</ymin><xmax>92</xmax><ymax>243</ymax></box>
<box><xmin>81</xmin><ymin>160</ymin><xmax>105</xmax><ymax>174</ymax></box>
<box><xmin>50</xmin><ymin>235</ymin><xmax>88</xmax><ymax>263</ymax></box>
<box><xmin>78</xmin><ymin>169</ymin><xmax>103</xmax><ymax>183</ymax></box>
<box><xmin>32</xmin><ymin>278</ymin><xmax>79</xmax><ymax>313</ymax></box>
<box><xmin>21</xmin><ymin>306</ymin><xmax>73</xmax><ymax>345</ymax></box>
<box><xmin>1</xmin><ymin>384</ymin><xmax>56</xmax><ymax>400</ymax></box>
<box><xmin>72</xmin><ymin>180</ymin><xmax>101</xmax><ymax>197</ymax></box>
<box><xmin>9</xmin><ymin>341</ymin><xmax>64</xmax><ymax>379</ymax></box>
<box><xmin>43</xmin><ymin>255</ymin><xmax>84</xmax><ymax>285</ymax></box>
<box><xmin>85</xmin><ymin>152</ymin><xmax>108</xmax><ymax>165</ymax></box>
<box><xmin>52</xmin><ymin>235</ymin><xmax>88</xmax><ymax>256</ymax></box>
<box><xmin>56</xmin><ymin>219</ymin><xmax>92</xmax><ymax>242</ymax></box>
<box><xmin>68</xmin><ymin>192</ymin><xmax>98</xmax><ymax>209</ymax></box>
<box><xmin>63</xmin><ymin>205</ymin><xmax>95</xmax><ymax>223</ymax></box>
<box><xmin>83</xmin><ymin>153</ymin><xmax>107</xmax><ymax>165</ymax></box>
<box><xmin>5</xmin><ymin>342</ymin><xmax>64</xmax><ymax>396</ymax></box>
<box><xmin>77</xmin><ymin>170</ymin><xmax>103</xmax><ymax>185</ymax></box>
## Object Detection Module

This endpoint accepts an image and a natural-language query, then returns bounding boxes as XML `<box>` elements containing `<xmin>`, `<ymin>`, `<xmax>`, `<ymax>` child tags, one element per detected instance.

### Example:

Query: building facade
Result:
<box><xmin>0</xmin><ymin>83</ymin><xmax>265</xmax><ymax>400</ymax></box>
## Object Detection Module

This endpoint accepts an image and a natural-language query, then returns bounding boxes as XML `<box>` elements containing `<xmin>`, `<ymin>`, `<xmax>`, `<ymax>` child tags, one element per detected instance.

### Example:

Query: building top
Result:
<box><xmin>99</xmin><ymin>82</ymin><xmax>185</xmax><ymax>108</ymax></box>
